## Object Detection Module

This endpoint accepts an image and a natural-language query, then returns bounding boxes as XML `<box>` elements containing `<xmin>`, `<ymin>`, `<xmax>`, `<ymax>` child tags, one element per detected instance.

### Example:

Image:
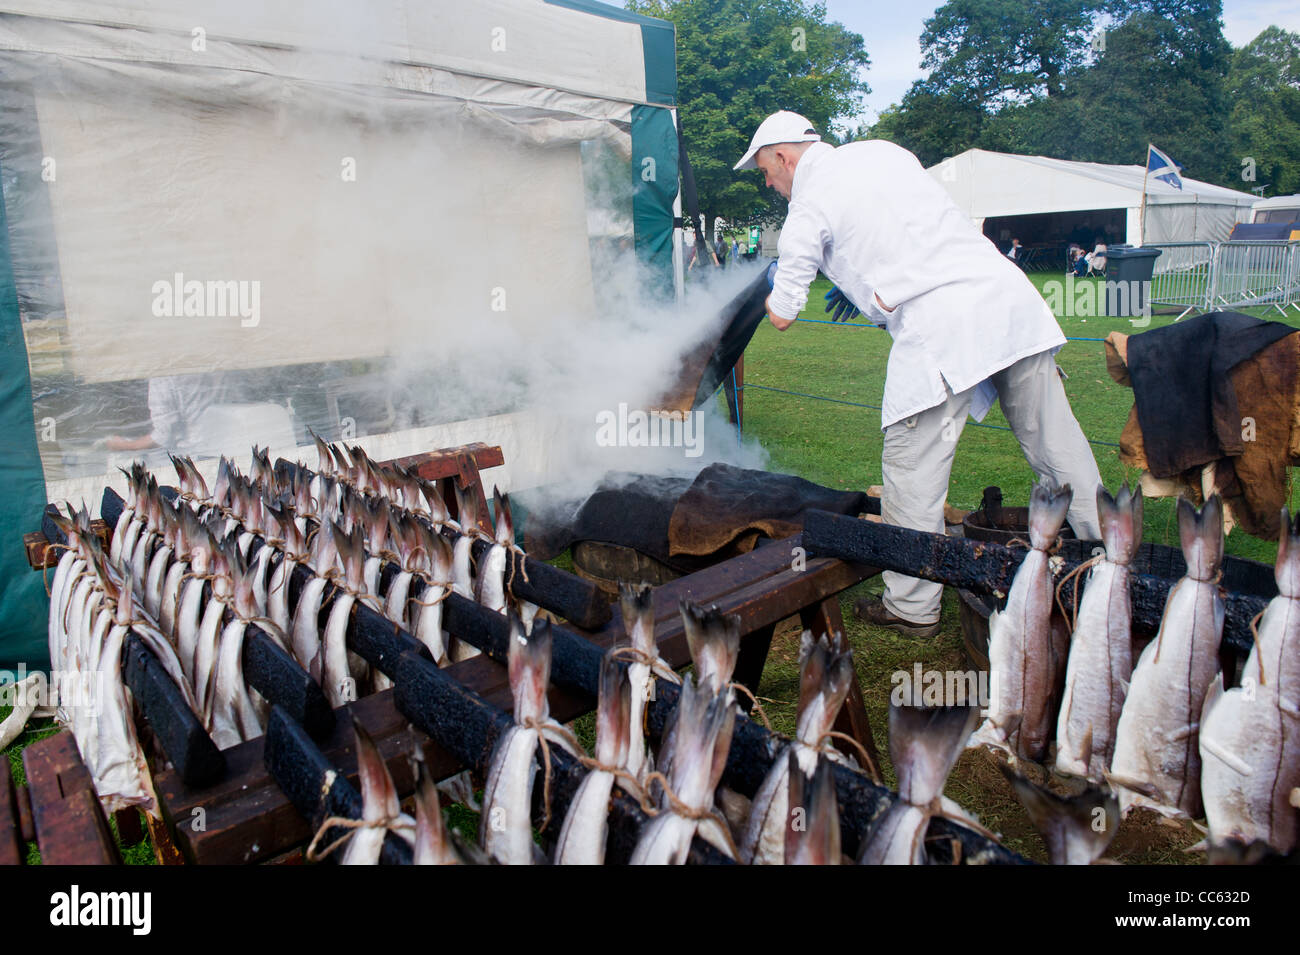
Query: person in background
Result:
<box><xmin>1006</xmin><ymin>238</ymin><xmax>1023</xmax><ymax>267</ymax></box>
<box><xmin>733</xmin><ymin>237</ymin><xmax>741</xmax><ymax>262</ymax></box>
<box><xmin>104</xmin><ymin>372</ymin><xmax>233</xmax><ymax>454</ymax></box>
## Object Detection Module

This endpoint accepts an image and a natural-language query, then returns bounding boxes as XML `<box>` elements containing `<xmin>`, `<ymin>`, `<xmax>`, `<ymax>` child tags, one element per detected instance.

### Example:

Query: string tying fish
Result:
<box><xmin>305</xmin><ymin>812</ymin><xmax>413</xmax><ymax>862</ymax></box>
<box><xmin>573</xmin><ymin>754</ymin><xmax>658</xmax><ymax>815</ymax></box>
<box><xmin>641</xmin><ymin>769</ymin><xmax>741</xmax><ymax>859</ymax></box>
<box><xmin>814</xmin><ymin>729</ymin><xmax>882</xmax><ymax>784</ymax></box>
<box><xmin>1054</xmin><ymin>553</ymin><xmax>1104</xmax><ymax>633</ymax></box>
<box><xmin>726</xmin><ymin>681</ymin><xmax>772</xmax><ymax>731</ymax></box>
<box><xmin>41</xmin><ymin>541</ymin><xmax>72</xmax><ymax>597</ymax></box>
<box><xmin>607</xmin><ymin>645</ymin><xmax>681</xmax><ymax>684</ymax></box>
<box><xmin>408</xmin><ymin>582</ymin><xmax>453</xmax><ymax>608</ymax></box>
<box><xmin>520</xmin><ymin>716</ymin><xmax>585</xmax><ymax>833</ymax></box>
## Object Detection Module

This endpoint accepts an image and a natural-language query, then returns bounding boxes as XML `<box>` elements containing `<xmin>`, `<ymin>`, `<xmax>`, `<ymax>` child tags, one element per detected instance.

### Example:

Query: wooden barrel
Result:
<box><xmin>571</xmin><ymin>541</ymin><xmax>682</xmax><ymax>598</ymax></box>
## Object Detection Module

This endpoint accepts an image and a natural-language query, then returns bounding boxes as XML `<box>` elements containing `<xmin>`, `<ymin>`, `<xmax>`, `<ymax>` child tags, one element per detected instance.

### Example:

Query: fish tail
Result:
<box><xmin>786</xmin><ymin>751</ymin><xmax>840</xmax><ymax>865</ymax></box>
<box><xmin>679</xmin><ymin>599</ymin><xmax>741</xmax><ymax>695</ymax></box>
<box><xmin>352</xmin><ymin>713</ymin><xmax>400</xmax><ymax>824</ymax></box>
<box><xmin>507</xmin><ymin>610</ymin><xmax>552</xmax><ymax>725</ymax></box>
<box><xmin>1098</xmin><ymin>482</ymin><xmax>1143</xmax><ymax>564</ymax></box>
<box><xmin>1275</xmin><ymin>507</ymin><xmax>1300</xmax><ymax>598</ymax></box>
<box><xmin>1178</xmin><ymin>494</ymin><xmax>1224</xmax><ymax>581</ymax></box>
<box><xmin>492</xmin><ymin>487</ymin><xmax>514</xmax><ymax>546</ymax></box>
<box><xmin>595</xmin><ymin>649</ymin><xmax>633</xmax><ymax>770</ymax></box>
<box><xmin>619</xmin><ymin>581</ymin><xmax>656</xmax><ymax>658</ymax></box>
<box><xmin>1029</xmin><ymin>481</ymin><xmax>1073</xmax><ymax>550</ymax></box>
<box><xmin>890</xmin><ymin>702</ymin><xmax>978</xmax><ymax>805</ymax></box>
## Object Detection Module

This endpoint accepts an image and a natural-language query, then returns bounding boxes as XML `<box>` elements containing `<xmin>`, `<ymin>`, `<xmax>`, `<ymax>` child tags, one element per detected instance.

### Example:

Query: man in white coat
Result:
<box><xmin>737</xmin><ymin>112</ymin><xmax>1102</xmax><ymax>637</ymax></box>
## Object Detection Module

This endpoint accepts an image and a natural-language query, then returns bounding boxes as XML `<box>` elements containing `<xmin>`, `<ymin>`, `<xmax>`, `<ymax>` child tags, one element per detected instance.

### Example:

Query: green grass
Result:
<box><xmin>741</xmin><ymin>272</ymin><xmax>1300</xmax><ymax>564</ymax></box>
<box><xmin>735</xmin><ymin>271</ymin><xmax>1299</xmax><ymax>863</ymax></box>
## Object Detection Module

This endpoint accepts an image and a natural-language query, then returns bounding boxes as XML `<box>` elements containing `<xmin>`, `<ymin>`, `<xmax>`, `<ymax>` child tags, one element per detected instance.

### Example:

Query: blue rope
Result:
<box><xmin>739</xmin><ymin>383</ymin><xmax>1121</xmax><ymax>449</ymax></box>
<box><xmin>730</xmin><ymin>366</ymin><xmax>742</xmax><ymax>444</ymax></box>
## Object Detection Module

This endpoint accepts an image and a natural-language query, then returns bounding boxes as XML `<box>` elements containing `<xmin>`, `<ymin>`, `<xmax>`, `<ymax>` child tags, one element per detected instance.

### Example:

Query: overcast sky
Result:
<box><xmin>616</xmin><ymin>1</ymin><xmax>1300</xmax><ymax>126</ymax></box>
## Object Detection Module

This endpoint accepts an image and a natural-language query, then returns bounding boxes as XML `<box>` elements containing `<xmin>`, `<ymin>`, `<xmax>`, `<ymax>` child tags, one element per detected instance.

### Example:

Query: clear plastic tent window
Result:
<box><xmin>0</xmin><ymin>47</ymin><xmax>652</xmax><ymax>505</ymax></box>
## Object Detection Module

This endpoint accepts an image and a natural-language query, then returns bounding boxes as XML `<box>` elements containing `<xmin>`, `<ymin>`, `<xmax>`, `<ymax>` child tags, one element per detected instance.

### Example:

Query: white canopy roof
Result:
<box><xmin>931</xmin><ymin>148</ymin><xmax>1256</xmax><ymax>216</ymax></box>
<box><xmin>929</xmin><ymin>148</ymin><xmax>1255</xmax><ymax>243</ymax></box>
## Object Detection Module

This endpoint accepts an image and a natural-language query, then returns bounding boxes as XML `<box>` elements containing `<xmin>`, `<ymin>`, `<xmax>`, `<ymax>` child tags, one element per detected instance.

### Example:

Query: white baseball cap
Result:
<box><xmin>733</xmin><ymin>111</ymin><xmax>821</xmax><ymax>170</ymax></box>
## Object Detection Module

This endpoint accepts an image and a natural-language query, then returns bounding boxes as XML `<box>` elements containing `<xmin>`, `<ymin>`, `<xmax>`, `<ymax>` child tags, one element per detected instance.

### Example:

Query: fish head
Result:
<box><xmin>1177</xmin><ymin>494</ymin><xmax>1224</xmax><ymax>581</ymax></box>
<box><xmin>507</xmin><ymin>610</ymin><xmax>553</xmax><ymax>725</ymax></box>
<box><xmin>999</xmin><ymin>762</ymin><xmax>1118</xmax><ymax>865</ymax></box>
<box><xmin>1028</xmin><ymin>481</ymin><xmax>1073</xmax><ymax>550</ymax></box>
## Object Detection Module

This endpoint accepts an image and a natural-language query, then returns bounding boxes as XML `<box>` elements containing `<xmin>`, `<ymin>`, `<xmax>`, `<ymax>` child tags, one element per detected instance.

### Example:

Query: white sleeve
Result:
<box><xmin>767</xmin><ymin>204</ymin><xmax>828</xmax><ymax>320</ymax></box>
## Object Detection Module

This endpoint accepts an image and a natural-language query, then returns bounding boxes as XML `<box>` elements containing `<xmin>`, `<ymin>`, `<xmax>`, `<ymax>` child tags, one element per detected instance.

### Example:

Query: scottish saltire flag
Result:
<box><xmin>1147</xmin><ymin>144</ymin><xmax>1184</xmax><ymax>190</ymax></box>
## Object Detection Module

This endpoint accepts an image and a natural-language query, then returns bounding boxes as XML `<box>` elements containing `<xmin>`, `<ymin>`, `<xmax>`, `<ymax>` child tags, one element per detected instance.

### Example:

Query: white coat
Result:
<box><xmin>767</xmin><ymin>140</ymin><xmax>1065</xmax><ymax>429</ymax></box>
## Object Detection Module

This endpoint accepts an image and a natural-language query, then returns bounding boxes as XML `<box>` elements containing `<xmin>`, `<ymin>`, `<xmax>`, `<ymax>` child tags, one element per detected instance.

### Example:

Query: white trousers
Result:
<box><xmin>880</xmin><ymin>349</ymin><xmax>1102</xmax><ymax>624</ymax></box>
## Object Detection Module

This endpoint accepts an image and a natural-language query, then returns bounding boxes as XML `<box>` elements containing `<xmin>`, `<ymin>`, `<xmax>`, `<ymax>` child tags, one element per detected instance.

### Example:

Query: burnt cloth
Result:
<box><xmin>692</xmin><ymin>272</ymin><xmax>771</xmax><ymax>407</ymax></box>
<box><xmin>525</xmin><ymin>464</ymin><xmax>875</xmax><ymax>569</ymax></box>
<box><xmin>1126</xmin><ymin>311</ymin><xmax>1297</xmax><ymax>477</ymax></box>
<box><xmin>667</xmin><ymin>462</ymin><xmax>874</xmax><ymax>557</ymax></box>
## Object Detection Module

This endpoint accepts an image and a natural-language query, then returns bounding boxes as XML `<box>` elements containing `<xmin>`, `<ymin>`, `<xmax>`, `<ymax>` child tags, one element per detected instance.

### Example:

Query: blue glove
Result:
<box><xmin>823</xmin><ymin>285</ymin><xmax>860</xmax><ymax>323</ymax></box>
<box><xmin>764</xmin><ymin>260</ymin><xmax>778</xmax><ymax>290</ymax></box>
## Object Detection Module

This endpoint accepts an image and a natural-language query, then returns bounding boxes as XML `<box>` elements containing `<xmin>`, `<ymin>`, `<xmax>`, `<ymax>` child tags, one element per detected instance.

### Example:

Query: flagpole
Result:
<box><xmin>1139</xmin><ymin>143</ymin><xmax>1150</xmax><ymax>246</ymax></box>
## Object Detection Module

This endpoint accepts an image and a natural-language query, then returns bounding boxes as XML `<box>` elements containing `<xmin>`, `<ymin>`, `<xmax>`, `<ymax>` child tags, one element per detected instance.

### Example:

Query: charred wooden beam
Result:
<box><xmin>101</xmin><ymin>487</ymin><xmax>335</xmax><ymax>735</ymax></box>
<box><xmin>391</xmin><ymin>650</ymin><xmax>730</xmax><ymax>864</ymax></box>
<box><xmin>123</xmin><ymin>634</ymin><xmax>225</xmax><ymax>787</ymax></box>
<box><xmin>429</xmin><ymin>583</ymin><xmax>1022</xmax><ymax>864</ymax></box>
<box><xmin>263</xmin><ymin>706</ymin><xmax>412</xmax><ymax>865</ymax></box>
<box><xmin>802</xmin><ymin>509</ymin><xmax>1267</xmax><ymax>657</ymax></box>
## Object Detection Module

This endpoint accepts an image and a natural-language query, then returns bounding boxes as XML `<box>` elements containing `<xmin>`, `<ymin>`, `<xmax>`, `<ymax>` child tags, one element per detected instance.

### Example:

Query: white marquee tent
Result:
<box><xmin>0</xmin><ymin>0</ymin><xmax>684</xmax><ymax>664</ymax></box>
<box><xmin>929</xmin><ymin>148</ymin><xmax>1256</xmax><ymax>245</ymax></box>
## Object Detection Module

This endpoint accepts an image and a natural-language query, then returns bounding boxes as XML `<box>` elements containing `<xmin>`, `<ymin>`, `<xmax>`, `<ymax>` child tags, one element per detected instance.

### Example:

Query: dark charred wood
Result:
<box><xmin>392</xmin><ymin>651</ymin><xmax>729</xmax><ymax>864</ymax></box>
<box><xmin>263</xmin><ymin>706</ymin><xmax>412</xmax><ymax>865</ymax></box>
<box><xmin>123</xmin><ymin>634</ymin><xmax>225</xmax><ymax>786</ymax></box>
<box><xmin>803</xmin><ymin>509</ymin><xmax>1267</xmax><ymax>657</ymax></box>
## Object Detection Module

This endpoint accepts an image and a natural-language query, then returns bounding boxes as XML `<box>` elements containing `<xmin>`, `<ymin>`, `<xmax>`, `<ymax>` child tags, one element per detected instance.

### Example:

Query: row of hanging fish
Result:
<box><xmin>45</xmin><ymin>438</ymin><xmax>529</xmax><ymax>813</ymax></box>
<box><xmin>337</xmin><ymin>579</ymin><xmax>994</xmax><ymax>865</ymax></box>
<box><xmin>972</xmin><ymin>478</ymin><xmax>1300</xmax><ymax>859</ymax></box>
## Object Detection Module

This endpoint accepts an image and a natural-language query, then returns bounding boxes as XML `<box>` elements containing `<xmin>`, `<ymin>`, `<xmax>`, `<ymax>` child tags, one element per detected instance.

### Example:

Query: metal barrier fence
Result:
<box><xmin>1146</xmin><ymin>242</ymin><xmax>1215</xmax><ymax>319</ymax></box>
<box><xmin>1211</xmin><ymin>240</ymin><xmax>1298</xmax><ymax>314</ymax></box>
<box><xmin>1146</xmin><ymin>240</ymin><xmax>1299</xmax><ymax>318</ymax></box>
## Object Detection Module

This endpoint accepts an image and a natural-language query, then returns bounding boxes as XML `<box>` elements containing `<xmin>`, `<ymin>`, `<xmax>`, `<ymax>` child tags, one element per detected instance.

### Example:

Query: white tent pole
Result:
<box><xmin>1139</xmin><ymin>144</ymin><xmax>1150</xmax><ymax>246</ymax></box>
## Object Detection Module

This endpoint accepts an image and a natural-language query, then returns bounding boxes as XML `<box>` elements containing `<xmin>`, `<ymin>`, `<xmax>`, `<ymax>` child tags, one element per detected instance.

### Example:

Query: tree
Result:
<box><xmin>919</xmin><ymin>0</ymin><xmax>1110</xmax><ymax>104</ymax></box>
<box><xmin>869</xmin><ymin>84</ymin><xmax>987</xmax><ymax>168</ymax></box>
<box><xmin>626</xmin><ymin>0</ymin><xmax>870</xmax><ymax>229</ymax></box>
<box><xmin>1226</xmin><ymin>27</ymin><xmax>1300</xmax><ymax>195</ymax></box>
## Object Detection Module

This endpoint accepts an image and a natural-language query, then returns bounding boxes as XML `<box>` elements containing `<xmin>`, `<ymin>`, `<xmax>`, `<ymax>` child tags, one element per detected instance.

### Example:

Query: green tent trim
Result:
<box><xmin>0</xmin><ymin>155</ymin><xmax>53</xmax><ymax>669</ymax></box>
